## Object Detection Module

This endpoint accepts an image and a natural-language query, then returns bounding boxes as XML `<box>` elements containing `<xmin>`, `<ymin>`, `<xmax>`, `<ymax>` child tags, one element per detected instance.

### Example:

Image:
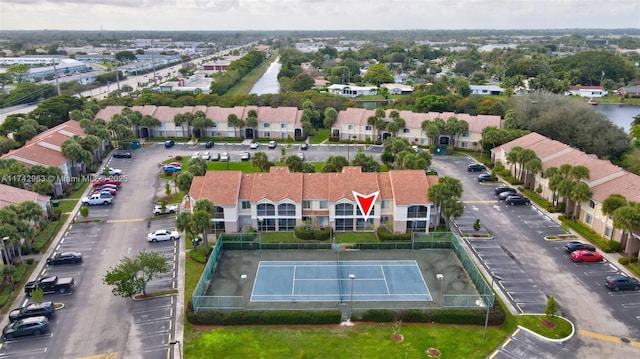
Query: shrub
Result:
<box><xmin>52</xmin><ymin>208</ymin><xmax>62</xmax><ymax>221</ymax></box>
<box><xmin>189</xmin><ymin>249</ymin><xmax>209</xmax><ymax>264</ymax></box>
<box><xmin>26</xmin><ymin>258</ymin><xmax>34</xmax><ymax>265</ymax></box>
<box><xmin>186</xmin><ymin>302</ymin><xmax>342</xmax><ymax>325</ymax></box>
<box><xmin>0</xmin><ymin>287</ymin><xmax>11</xmax><ymax>307</ymax></box>
<box><xmin>294</xmin><ymin>226</ymin><xmax>314</xmax><ymax>240</ymax></box>
<box><xmin>607</xmin><ymin>240</ymin><xmax>622</xmax><ymax>253</ymax></box>
<box><xmin>12</xmin><ymin>263</ymin><xmax>27</xmax><ymax>282</ymax></box>
<box><xmin>619</xmin><ymin>257</ymin><xmax>630</xmax><ymax>265</ymax></box>
<box><xmin>314</xmin><ymin>227</ymin><xmax>331</xmax><ymax>241</ymax></box>
<box><xmin>32</xmin><ymin>221</ymin><xmax>61</xmax><ymax>253</ymax></box>
<box><xmin>376</xmin><ymin>227</ymin><xmax>411</xmax><ymax>241</ymax></box>
<box><xmin>174</xmin><ymin>155</ymin><xmax>183</xmax><ymax>161</ymax></box>
<box><xmin>359</xmin><ymin>306</ymin><xmax>505</xmax><ymax>326</ymax></box>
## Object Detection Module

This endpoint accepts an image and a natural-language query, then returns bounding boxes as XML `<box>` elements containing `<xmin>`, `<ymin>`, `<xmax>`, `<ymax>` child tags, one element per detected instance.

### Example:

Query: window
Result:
<box><xmin>264</xmin><ymin>123</ymin><xmax>271</xmax><ymax>128</ymax></box>
<box><xmin>281</xmin><ymin>123</ymin><xmax>287</xmax><ymax>128</ymax></box>
<box><xmin>348</xmin><ymin>124</ymin><xmax>353</xmax><ymax>130</ymax></box>
<box><xmin>403</xmin><ymin>128</ymin><xmax>410</xmax><ymax>133</ymax></box>
<box><xmin>335</xmin><ymin>203</ymin><xmax>354</xmax><ymax>216</ymax></box>
<box><xmin>278</xmin><ymin>203</ymin><xmax>296</xmax><ymax>216</ymax></box>
<box><xmin>212</xmin><ymin>122</ymin><xmax>217</xmax><ymax>128</ymax></box>
<box><xmin>264</xmin><ymin>131</ymin><xmax>270</xmax><ymax>137</ymax></box>
<box><xmin>589</xmin><ymin>200</ymin><xmax>596</xmax><ymax>209</ymax></box>
<box><xmin>258</xmin><ymin>218</ymin><xmax>276</xmax><ymax>231</ymax></box>
<box><xmin>213</xmin><ymin>206</ymin><xmax>224</xmax><ymax>219</ymax></box>
<box><xmin>278</xmin><ymin>218</ymin><xmax>296</xmax><ymax>231</ymax></box>
<box><xmin>381</xmin><ymin>200</ymin><xmax>389</xmax><ymax>209</ymax></box>
<box><xmin>460</xmin><ymin>141</ymin><xmax>468</xmax><ymax>148</ymax></box>
<box><xmin>336</xmin><ymin>218</ymin><xmax>353</xmax><ymax>231</ymax></box>
<box><xmin>365</xmin><ymin>125</ymin><xmax>372</xmax><ymax>131</ymax></box>
<box><xmin>241</xmin><ymin>201</ymin><xmax>250</xmax><ymax>209</ymax></box>
<box><xmin>407</xmin><ymin>220</ymin><xmax>427</xmax><ymax>231</ymax></box>
<box><xmin>158</xmin><ymin>122</ymin><xmax>164</xmax><ymax>128</ymax></box>
<box><xmin>257</xmin><ymin>203</ymin><xmax>275</xmax><ymax>216</ymax></box>
<box><xmin>302</xmin><ymin>200</ymin><xmax>311</xmax><ymax>209</ymax></box>
<box><xmin>462</xmin><ymin>131</ymin><xmax>469</xmax><ymax>137</ymax></box>
<box><xmin>605</xmin><ymin>226</ymin><xmax>612</xmax><ymax>238</ymax></box>
<box><xmin>408</xmin><ymin>205</ymin><xmax>428</xmax><ymax>218</ymax></box>
<box><xmin>319</xmin><ymin>200</ymin><xmax>328</xmax><ymax>209</ymax></box>
<box><xmin>356</xmin><ymin>218</ymin><xmax>374</xmax><ymax>230</ymax></box>
<box><xmin>585</xmin><ymin>214</ymin><xmax>592</xmax><ymax>225</ymax></box>
<box><xmin>356</xmin><ymin>205</ymin><xmax>375</xmax><ymax>216</ymax></box>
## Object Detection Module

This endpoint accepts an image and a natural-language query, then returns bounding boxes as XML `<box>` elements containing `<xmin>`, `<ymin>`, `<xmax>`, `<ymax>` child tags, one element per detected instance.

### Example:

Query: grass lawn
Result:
<box><xmin>309</xmin><ymin>128</ymin><xmax>330</xmax><ymax>144</ymax></box>
<box><xmin>52</xmin><ymin>199</ymin><xmax>77</xmax><ymax>213</ymax></box>
<box><xmin>184</xmin><ymin>321</ymin><xmax>514</xmax><ymax>359</ymax></box>
<box><xmin>335</xmin><ymin>232</ymin><xmax>378</xmax><ymax>243</ymax></box>
<box><xmin>260</xmin><ymin>232</ymin><xmax>296</xmax><ymax>242</ymax></box>
<box><xmin>207</xmin><ymin>162</ymin><xmax>261</xmax><ymax>172</ymax></box>
<box><xmin>156</xmin><ymin>191</ymin><xmax>186</xmax><ymax>204</ymax></box>
<box><xmin>516</xmin><ymin>315</ymin><xmax>573</xmax><ymax>339</ymax></box>
<box><xmin>67</xmin><ymin>182</ymin><xmax>90</xmax><ymax>199</ymax></box>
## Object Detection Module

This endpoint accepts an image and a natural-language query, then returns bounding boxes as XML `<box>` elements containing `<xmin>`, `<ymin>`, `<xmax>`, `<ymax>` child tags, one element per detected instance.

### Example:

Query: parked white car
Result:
<box><xmin>220</xmin><ymin>152</ymin><xmax>230</xmax><ymax>161</ymax></box>
<box><xmin>249</xmin><ymin>142</ymin><xmax>259</xmax><ymax>149</ymax></box>
<box><xmin>153</xmin><ymin>204</ymin><xmax>179</xmax><ymax>216</ymax></box>
<box><xmin>191</xmin><ymin>152</ymin><xmax>201</xmax><ymax>159</ymax></box>
<box><xmin>147</xmin><ymin>229</ymin><xmax>180</xmax><ymax>242</ymax></box>
<box><xmin>297</xmin><ymin>152</ymin><xmax>305</xmax><ymax>161</ymax></box>
<box><xmin>106</xmin><ymin>167</ymin><xmax>122</xmax><ymax>175</ymax></box>
<box><xmin>202</xmin><ymin>152</ymin><xmax>211</xmax><ymax>160</ymax></box>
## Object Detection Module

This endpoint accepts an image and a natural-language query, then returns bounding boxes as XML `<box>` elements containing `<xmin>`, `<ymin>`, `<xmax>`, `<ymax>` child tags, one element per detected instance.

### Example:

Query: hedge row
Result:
<box><xmin>359</xmin><ymin>306</ymin><xmax>505</xmax><ymax>326</ymax></box>
<box><xmin>376</xmin><ymin>227</ymin><xmax>411</xmax><ymax>241</ymax></box>
<box><xmin>32</xmin><ymin>220</ymin><xmax>62</xmax><ymax>253</ymax></box>
<box><xmin>12</xmin><ymin>263</ymin><xmax>27</xmax><ymax>283</ymax></box>
<box><xmin>294</xmin><ymin>226</ymin><xmax>331</xmax><ymax>241</ymax></box>
<box><xmin>0</xmin><ymin>287</ymin><xmax>11</xmax><ymax>308</ymax></box>
<box><xmin>186</xmin><ymin>304</ymin><xmax>341</xmax><ymax>325</ymax></box>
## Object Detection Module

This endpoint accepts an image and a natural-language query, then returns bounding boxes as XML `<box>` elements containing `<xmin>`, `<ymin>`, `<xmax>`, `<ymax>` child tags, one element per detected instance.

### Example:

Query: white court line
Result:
<box><xmin>291</xmin><ymin>265</ymin><xmax>297</xmax><ymax>296</ymax></box>
<box><xmin>380</xmin><ymin>265</ymin><xmax>390</xmax><ymax>294</ymax></box>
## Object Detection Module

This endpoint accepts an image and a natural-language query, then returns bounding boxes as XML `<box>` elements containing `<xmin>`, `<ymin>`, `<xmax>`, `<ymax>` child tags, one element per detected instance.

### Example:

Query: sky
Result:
<box><xmin>1</xmin><ymin>0</ymin><xmax>639</xmax><ymax>31</ymax></box>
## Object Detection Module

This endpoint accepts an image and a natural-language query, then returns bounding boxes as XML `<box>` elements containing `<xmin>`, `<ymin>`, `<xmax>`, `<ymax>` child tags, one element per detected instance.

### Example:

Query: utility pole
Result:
<box><xmin>51</xmin><ymin>59</ymin><xmax>61</xmax><ymax>96</ymax></box>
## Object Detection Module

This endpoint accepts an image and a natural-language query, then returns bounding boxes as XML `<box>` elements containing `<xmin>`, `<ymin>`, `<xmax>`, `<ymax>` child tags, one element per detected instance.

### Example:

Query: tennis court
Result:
<box><xmin>251</xmin><ymin>260</ymin><xmax>432</xmax><ymax>302</ymax></box>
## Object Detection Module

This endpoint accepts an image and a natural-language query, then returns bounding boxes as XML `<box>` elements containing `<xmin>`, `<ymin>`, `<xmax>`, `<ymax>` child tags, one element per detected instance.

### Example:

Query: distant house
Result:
<box><xmin>327</xmin><ymin>84</ymin><xmax>378</xmax><ymax>98</ymax></box>
<box><xmin>380</xmin><ymin>83</ymin><xmax>414</xmax><ymax>95</ymax></box>
<box><xmin>470</xmin><ymin>85</ymin><xmax>505</xmax><ymax>96</ymax></box>
<box><xmin>616</xmin><ymin>85</ymin><xmax>640</xmax><ymax>98</ymax></box>
<box><xmin>158</xmin><ymin>77</ymin><xmax>211</xmax><ymax>94</ymax></box>
<box><xmin>565</xmin><ymin>85</ymin><xmax>608</xmax><ymax>98</ymax></box>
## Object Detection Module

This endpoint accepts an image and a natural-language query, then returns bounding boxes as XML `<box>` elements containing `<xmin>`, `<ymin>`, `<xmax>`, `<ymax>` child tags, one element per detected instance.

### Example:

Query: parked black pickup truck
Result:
<box><xmin>25</xmin><ymin>276</ymin><xmax>75</xmax><ymax>296</ymax></box>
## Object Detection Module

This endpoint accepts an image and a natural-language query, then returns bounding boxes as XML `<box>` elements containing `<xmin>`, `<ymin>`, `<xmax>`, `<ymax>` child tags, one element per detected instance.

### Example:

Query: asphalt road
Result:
<box><xmin>432</xmin><ymin>156</ymin><xmax>640</xmax><ymax>358</ymax></box>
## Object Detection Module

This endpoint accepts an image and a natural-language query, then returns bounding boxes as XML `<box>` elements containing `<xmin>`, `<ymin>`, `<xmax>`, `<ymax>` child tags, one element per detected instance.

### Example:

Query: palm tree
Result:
<box><xmin>602</xmin><ymin>194</ymin><xmax>627</xmax><ymax>238</ymax></box>
<box><xmin>61</xmin><ymin>139</ymin><xmax>90</xmax><ymax>177</ymax></box>
<box><xmin>517</xmin><ymin>149</ymin><xmax>538</xmax><ymax>183</ymax></box>
<box><xmin>570</xmin><ymin>182</ymin><xmax>593</xmax><ymax>220</ymax></box>
<box><xmin>246</xmin><ymin>110</ymin><xmax>258</xmax><ymax>139</ymax></box>
<box><xmin>524</xmin><ymin>158</ymin><xmax>542</xmax><ymax>190</ymax></box>
<box><xmin>506</xmin><ymin>146</ymin><xmax>523</xmax><ymax>180</ymax></box>
<box><xmin>140</xmin><ymin>115</ymin><xmax>161</xmax><ymax>138</ymax></box>
<box><xmin>251</xmin><ymin>152</ymin><xmax>271</xmax><ymax>172</ymax></box>
<box><xmin>192</xmin><ymin>111</ymin><xmax>213</xmax><ymax>138</ymax></box>
<box><xmin>613</xmin><ymin>203</ymin><xmax>640</xmax><ymax>252</ymax></box>
<box><xmin>227</xmin><ymin>114</ymin><xmax>241</xmax><ymax>138</ymax></box>
<box><xmin>428</xmin><ymin>177</ymin><xmax>463</xmax><ymax>230</ymax></box>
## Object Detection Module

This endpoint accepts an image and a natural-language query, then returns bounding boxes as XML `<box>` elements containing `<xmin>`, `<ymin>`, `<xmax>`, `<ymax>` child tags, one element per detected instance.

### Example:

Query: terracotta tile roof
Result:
<box><xmin>0</xmin><ymin>184</ymin><xmax>50</xmax><ymax>209</ymax></box>
<box><xmin>328</xmin><ymin>167</ymin><xmax>380</xmax><ymax>202</ymax></box>
<box><xmin>250</xmin><ymin>167</ymin><xmax>303</xmax><ymax>202</ymax></box>
<box><xmin>376</xmin><ymin>172</ymin><xmax>393</xmax><ymax>200</ymax></box>
<box><xmin>426</xmin><ymin>175</ymin><xmax>440</xmax><ymax>201</ymax></box>
<box><xmin>189</xmin><ymin>171</ymin><xmax>243</xmax><ymax>206</ymax></box>
<box><xmin>191</xmin><ymin>167</ymin><xmax>435</xmax><ymax>207</ymax></box>
<box><xmin>0</xmin><ymin>120</ymin><xmax>85</xmax><ymax>167</ymax></box>
<box><xmin>525</xmin><ymin>137</ymin><xmax>572</xmax><ymax>161</ymax></box>
<box><xmin>389</xmin><ymin>170</ymin><xmax>430</xmax><ymax>205</ymax></box>
<box><xmin>492</xmin><ymin>132</ymin><xmax>547</xmax><ymax>153</ymax></box>
<box><xmin>302</xmin><ymin>172</ymin><xmax>331</xmax><ymax>199</ymax></box>
<box><xmin>542</xmin><ymin>148</ymin><xmax>625</xmax><ymax>183</ymax></box>
<box><xmin>590</xmin><ymin>172</ymin><xmax>640</xmax><ymax>203</ymax></box>
<box><xmin>94</xmin><ymin>106</ymin><xmax>126</xmax><ymax>121</ymax></box>
<box><xmin>204</xmin><ymin>106</ymin><xmax>246</xmax><ymax>125</ymax></box>
<box><xmin>333</xmin><ymin>108</ymin><xmax>502</xmax><ymax>132</ymax></box>
<box><xmin>256</xmin><ymin>106</ymin><xmax>301</xmax><ymax>125</ymax></box>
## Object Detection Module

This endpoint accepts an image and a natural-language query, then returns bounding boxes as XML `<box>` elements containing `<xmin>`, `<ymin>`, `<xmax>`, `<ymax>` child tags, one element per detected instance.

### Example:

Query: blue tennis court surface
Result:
<box><xmin>251</xmin><ymin>260</ymin><xmax>432</xmax><ymax>302</ymax></box>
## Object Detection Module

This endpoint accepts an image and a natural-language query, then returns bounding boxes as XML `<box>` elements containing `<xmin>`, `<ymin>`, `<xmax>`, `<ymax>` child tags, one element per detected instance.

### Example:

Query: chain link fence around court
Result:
<box><xmin>192</xmin><ymin>231</ymin><xmax>494</xmax><ymax>312</ymax></box>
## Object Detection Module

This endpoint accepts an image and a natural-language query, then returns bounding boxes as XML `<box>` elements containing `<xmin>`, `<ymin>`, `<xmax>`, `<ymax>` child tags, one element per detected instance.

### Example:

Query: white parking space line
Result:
<box><xmin>0</xmin><ymin>348</ymin><xmax>48</xmax><ymax>358</ymax></box>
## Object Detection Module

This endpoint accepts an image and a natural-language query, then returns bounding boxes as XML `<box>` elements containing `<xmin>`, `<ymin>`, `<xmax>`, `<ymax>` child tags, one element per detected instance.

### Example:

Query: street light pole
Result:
<box><xmin>169</xmin><ymin>340</ymin><xmax>182</xmax><ymax>359</ymax></box>
<box><xmin>349</xmin><ymin>274</ymin><xmax>355</xmax><ymax>320</ymax></box>
<box><xmin>240</xmin><ymin>274</ymin><xmax>248</xmax><ymax>310</ymax></box>
<box><xmin>436</xmin><ymin>273</ymin><xmax>445</xmax><ymax>307</ymax></box>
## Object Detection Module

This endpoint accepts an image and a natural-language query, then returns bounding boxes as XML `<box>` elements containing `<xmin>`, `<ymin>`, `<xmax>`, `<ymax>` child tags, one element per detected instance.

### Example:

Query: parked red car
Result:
<box><xmin>570</xmin><ymin>250</ymin><xmax>604</xmax><ymax>262</ymax></box>
<box><xmin>92</xmin><ymin>179</ymin><xmax>121</xmax><ymax>187</ymax></box>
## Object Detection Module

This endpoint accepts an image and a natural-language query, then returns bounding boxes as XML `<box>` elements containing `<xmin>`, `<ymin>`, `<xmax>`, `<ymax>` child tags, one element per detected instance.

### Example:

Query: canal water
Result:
<box><xmin>249</xmin><ymin>57</ymin><xmax>281</xmax><ymax>95</ymax></box>
<box><xmin>594</xmin><ymin>104</ymin><xmax>640</xmax><ymax>132</ymax></box>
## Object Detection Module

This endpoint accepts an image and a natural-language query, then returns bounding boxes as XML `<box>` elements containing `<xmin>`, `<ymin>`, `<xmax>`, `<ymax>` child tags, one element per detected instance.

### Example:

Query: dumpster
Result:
<box><xmin>52</xmin><ymin>201</ymin><xmax>60</xmax><ymax>208</ymax></box>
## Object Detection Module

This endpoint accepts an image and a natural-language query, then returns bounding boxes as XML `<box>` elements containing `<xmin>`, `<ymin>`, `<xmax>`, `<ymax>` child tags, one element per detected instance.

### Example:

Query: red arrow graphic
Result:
<box><xmin>352</xmin><ymin>190</ymin><xmax>380</xmax><ymax>222</ymax></box>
